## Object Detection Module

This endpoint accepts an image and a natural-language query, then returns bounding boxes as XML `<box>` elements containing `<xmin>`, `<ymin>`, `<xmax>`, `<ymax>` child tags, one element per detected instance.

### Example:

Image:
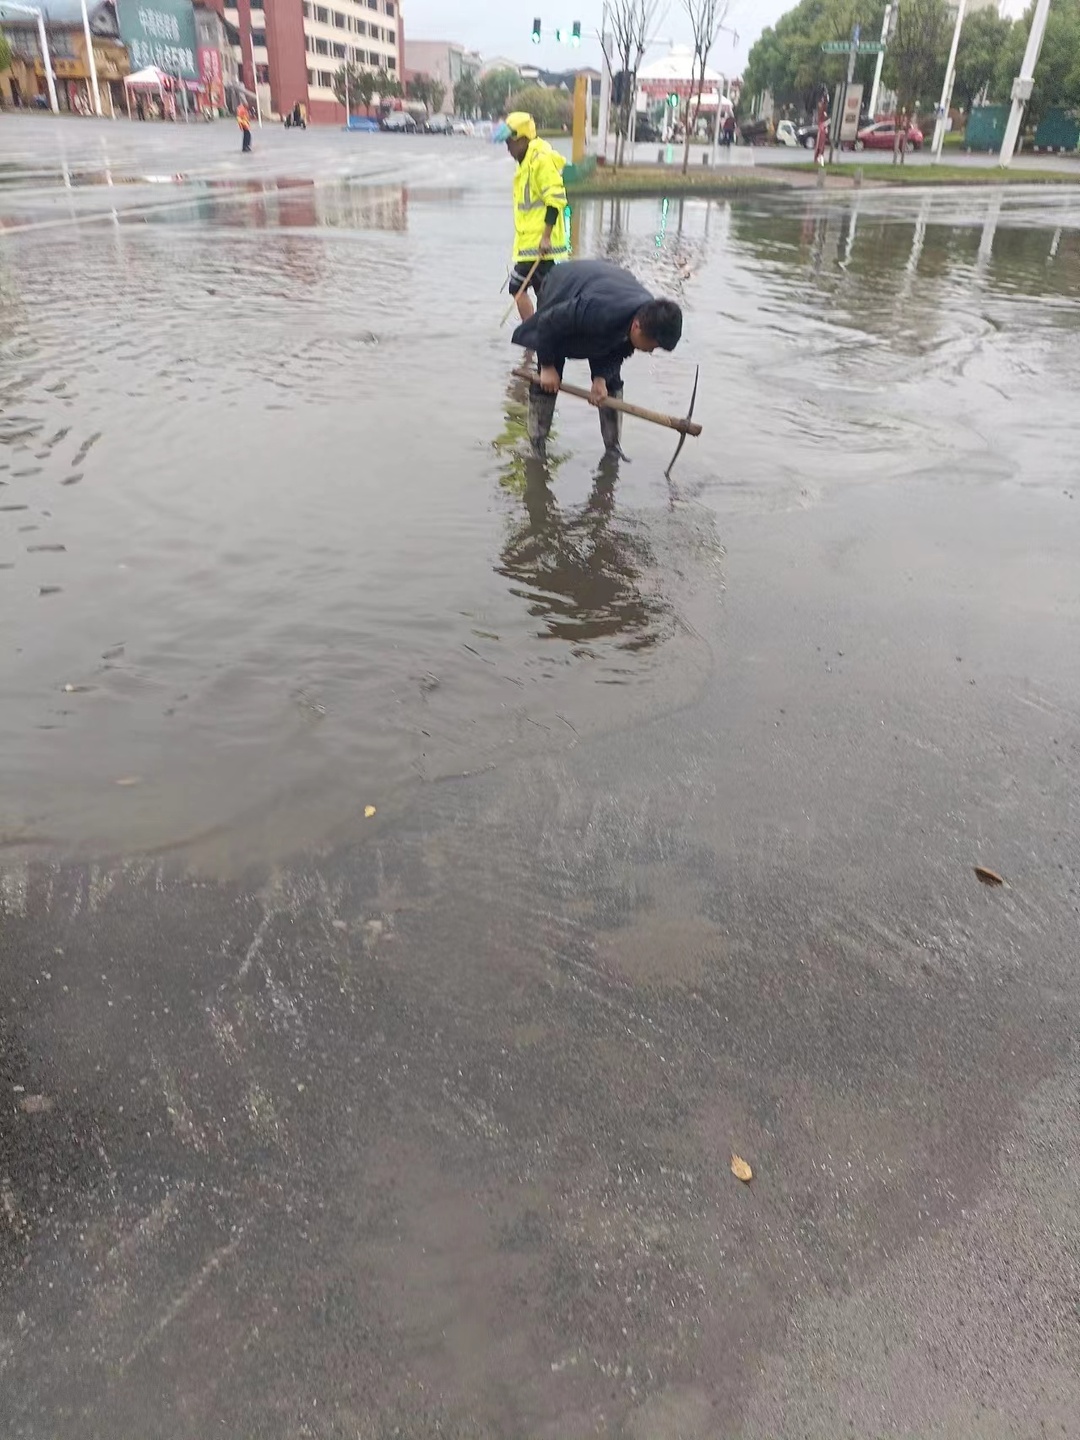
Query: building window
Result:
<box><xmin>386</xmin><ymin>29</ymin><xmax>394</xmax><ymax>43</ymax></box>
<box><xmin>367</xmin><ymin>0</ymin><xmax>376</xmax><ymax>8</ymax></box>
<box><xmin>256</xmin><ymin>63</ymin><xmax>269</xmax><ymax>82</ymax></box>
<box><xmin>319</xmin><ymin>69</ymin><xmax>333</xmax><ymax>87</ymax></box>
<box><xmin>385</xmin><ymin>1</ymin><xmax>394</xmax><ymax>13</ymax></box>
<box><xmin>303</xmin><ymin>2</ymin><xmax>311</xmax><ymax>14</ymax></box>
<box><xmin>307</xmin><ymin>67</ymin><xmax>315</xmax><ymax>83</ymax></box>
<box><xmin>353</xmin><ymin>18</ymin><xmax>365</xmax><ymax>33</ymax></box>
<box><xmin>332</xmin><ymin>41</ymin><xmax>345</xmax><ymax>57</ymax></box>
<box><xmin>315</xmin><ymin>36</ymin><xmax>328</xmax><ymax>54</ymax></box>
<box><xmin>250</xmin><ymin>29</ymin><xmax>265</xmax><ymax>46</ymax></box>
<box><xmin>315</xmin><ymin>5</ymin><xmax>329</xmax><ymax>21</ymax></box>
<box><xmin>333</xmin><ymin>10</ymin><xmax>346</xmax><ymax>26</ymax></box>
<box><xmin>385</xmin><ymin>55</ymin><xmax>395</xmax><ymax>69</ymax></box>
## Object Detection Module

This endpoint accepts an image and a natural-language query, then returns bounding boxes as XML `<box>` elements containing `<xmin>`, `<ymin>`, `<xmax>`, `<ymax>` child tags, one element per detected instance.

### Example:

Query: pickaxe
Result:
<box><xmin>511</xmin><ymin>364</ymin><xmax>702</xmax><ymax>477</ymax></box>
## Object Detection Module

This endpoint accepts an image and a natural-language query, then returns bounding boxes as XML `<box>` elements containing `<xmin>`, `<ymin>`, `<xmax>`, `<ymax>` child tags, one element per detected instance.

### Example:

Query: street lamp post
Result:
<box><xmin>931</xmin><ymin>0</ymin><xmax>966</xmax><ymax>161</ymax></box>
<box><xmin>79</xmin><ymin>0</ymin><xmax>102</xmax><ymax>115</ymax></box>
<box><xmin>0</xmin><ymin>1</ymin><xmax>59</xmax><ymax>112</ymax></box>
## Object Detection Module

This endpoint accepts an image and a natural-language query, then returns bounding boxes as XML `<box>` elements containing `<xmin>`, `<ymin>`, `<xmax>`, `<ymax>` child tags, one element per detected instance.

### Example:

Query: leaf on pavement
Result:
<box><xmin>730</xmin><ymin>1154</ymin><xmax>753</xmax><ymax>1183</ymax></box>
<box><xmin>974</xmin><ymin>866</ymin><xmax>1004</xmax><ymax>887</ymax></box>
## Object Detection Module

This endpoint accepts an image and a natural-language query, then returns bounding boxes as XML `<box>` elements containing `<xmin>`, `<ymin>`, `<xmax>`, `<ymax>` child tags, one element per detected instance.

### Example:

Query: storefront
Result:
<box><xmin>0</xmin><ymin>25</ymin><xmax>129</xmax><ymax>113</ymax></box>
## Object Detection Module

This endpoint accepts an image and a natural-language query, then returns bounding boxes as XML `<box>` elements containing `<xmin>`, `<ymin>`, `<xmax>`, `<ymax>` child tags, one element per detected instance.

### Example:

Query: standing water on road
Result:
<box><xmin>2</xmin><ymin>126</ymin><xmax>1080</xmax><ymax>863</ymax></box>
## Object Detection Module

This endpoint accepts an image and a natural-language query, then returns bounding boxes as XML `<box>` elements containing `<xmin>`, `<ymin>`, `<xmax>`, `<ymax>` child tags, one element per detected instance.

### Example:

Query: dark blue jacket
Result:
<box><xmin>512</xmin><ymin>259</ymin><xmax>653</xmax><ymax>378</ymax></box>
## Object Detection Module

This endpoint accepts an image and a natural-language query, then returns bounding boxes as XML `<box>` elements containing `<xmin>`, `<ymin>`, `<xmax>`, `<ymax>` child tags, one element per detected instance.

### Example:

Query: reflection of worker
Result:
<box><xmin>498</xmin><ymin>457</ymin><xmax>667</xmax><ymax>652</ymax></box>
<box><xmin>493</xmin><ymin>111</ymin><xmax>569</xmax><ymax>323</ymax></box>
<box><xmin>238</xmin><ymin>100</ymin><xmax>252</xmax><ymax>153</ymax></box>
<box><xmin>511</xmin><ymin>259</ymin><xmax>683</xmax><ymax>457</ymax></box>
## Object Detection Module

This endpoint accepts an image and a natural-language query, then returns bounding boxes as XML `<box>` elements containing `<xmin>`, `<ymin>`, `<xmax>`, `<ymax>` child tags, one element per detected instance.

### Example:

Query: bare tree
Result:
<box><xmin>681</xmin><ymin>0</ymin><xmax>731</xmax><ymax>174</ymax></box>
<box><xmin>604</xmin><ymin>0</ymin><xmax>667</xmax><ymax>169</ymax></box>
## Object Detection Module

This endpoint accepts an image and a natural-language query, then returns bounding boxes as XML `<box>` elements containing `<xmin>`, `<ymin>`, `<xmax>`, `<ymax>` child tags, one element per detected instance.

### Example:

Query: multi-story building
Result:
<box><xmin>403</xmin><ymin>39</ymin><xmax>480</xmax><ymax>107</ymax></box>
<box><xmin>221</xmin><ymin>0</ymin><xmax>403</xmax><ymax>124</ymax></box>
<box><xmin>0</xmin><ymin>0</ymin><xmax>130</xmax><ymax>113</ymax></box>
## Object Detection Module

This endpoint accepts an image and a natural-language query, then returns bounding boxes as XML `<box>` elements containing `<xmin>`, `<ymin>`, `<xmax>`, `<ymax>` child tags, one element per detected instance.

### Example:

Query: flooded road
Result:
<box><xmin>2</xmin><ymin>119</ymin><xmax>1080</xmax><ymax>1437</ymax></box>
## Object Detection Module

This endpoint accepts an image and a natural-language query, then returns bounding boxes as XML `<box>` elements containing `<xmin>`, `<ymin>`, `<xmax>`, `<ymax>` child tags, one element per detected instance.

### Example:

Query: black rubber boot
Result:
<box><xmin>598</xmin><ymin>385</ymin><xmax>626</xmax><ymax>458</ymax></box>
<box><xmin>528</xmin><ymin>385</ymin><xmax>557</xmax><ymax>458</ymax></box>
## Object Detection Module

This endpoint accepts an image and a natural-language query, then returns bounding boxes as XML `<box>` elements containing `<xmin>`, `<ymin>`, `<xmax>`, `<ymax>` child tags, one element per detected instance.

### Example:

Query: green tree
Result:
<box><xmin>742</xmin><ymin>0</ymin><xmax>888</xmax><ymax>117</ymax></box>
<box><xmin>479</xmin><ymin>67</ymin><xmax>520</xmax><ymax>119</ymax></box>
<box><xmin>376</xmin><ymin>67</ymin><xmax>402</xmax><ymax>104</ymax></box>
<box><xmin>430</xmin><ymin>79</ymin><xmax>446</xmax><ymax>114</ymax></box>
<box><xmin>354</xmin><ymin>67</ymin><xmax>378</xmax><ymax>116</ymax></box>
<box><xmin>882</xmin><ymin>0</ymin><xmax>950</xmax><ymax>119</ymax></box>
<box><xmin>993</xmin><ymin>0</ymin><xmax>1080</xmax><ymax>129</ymax></box>
<box><xmin>407</xmin><ymin>72</ymin><xmax>435</xmax><ymax>116</ymax></box>
<box><xmin>0</xmin><ymin>32</ymin><xmax>11</xmax><ymax>76</ymax></box>
<box><xmin>953</xmin><ymin>6</ymin><xmax>1014</xmax><ymax>110</ymax></box>
<box><xmin>333</xmin><ymin>61</ymin><xmax>361</xmax><ymax>116</ymax></box>
<box><xmin>506</xmin><ymin>83</ymin><xmax>573</xmax><ymax>131</ymax></box>
<box><xmin>454</xmin><ymin>71</ymin><xmax>480</xmax><ymax>118</ymax></box>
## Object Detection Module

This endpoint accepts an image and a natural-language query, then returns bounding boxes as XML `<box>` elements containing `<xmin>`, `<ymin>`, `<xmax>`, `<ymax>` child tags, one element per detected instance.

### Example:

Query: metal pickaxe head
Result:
<box><xmin>665</xmin><ymin>363</ymin><xmax>700</xmax><ymax>479</ymax></box>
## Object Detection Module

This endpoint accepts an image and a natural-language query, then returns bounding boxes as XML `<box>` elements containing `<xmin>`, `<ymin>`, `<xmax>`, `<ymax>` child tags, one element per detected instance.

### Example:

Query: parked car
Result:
<box><xmin>346</xmin><ymin>115</ymin><xmax>380</xmax><ymax>133</ymax></box>
<box><xmin>739</xmin><ymin>116</ymin><xmax>774</xmax><ymax>145</ymax></box>
<box><xmin>635</xmin><ymin>117</ymin><xmax>662</xmax><ymax>142</ymax></box>
<box><xmin>853</xmin><ymin>120</ymin><xmax>923</xmax><ymax>151</ymax></box>
<box><xmin>426</xmin><ymin>115</ymin><xmax>474</xmax><ymax>135</ymax></box>
<box><xmin>775</xmin><ymin>119</ymin><xmax>799</xmax><ymax>147</ymax></box>
<box><xmin>381</xmin><ymin>110</ymin><xmax>418</xmax><ymax>133</ymax></box>
<box><xmin>795</xmin><ymin>121</ymin><xmax>821</xmax><ymax>149</ymax></box>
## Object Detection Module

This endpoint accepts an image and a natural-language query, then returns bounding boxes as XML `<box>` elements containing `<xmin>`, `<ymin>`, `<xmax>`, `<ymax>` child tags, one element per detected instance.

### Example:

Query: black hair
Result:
<box><xmin>635</xmin><ymin>298</ymin><xmax>683</xmax><ymax>351</ymax></box>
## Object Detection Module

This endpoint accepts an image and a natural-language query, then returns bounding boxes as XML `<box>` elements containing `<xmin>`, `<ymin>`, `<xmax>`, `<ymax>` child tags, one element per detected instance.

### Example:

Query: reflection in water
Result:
<box><xmin>496</xmin><ymin>452</ymin><xmax>671</xmax><ymax>657</ymax></box>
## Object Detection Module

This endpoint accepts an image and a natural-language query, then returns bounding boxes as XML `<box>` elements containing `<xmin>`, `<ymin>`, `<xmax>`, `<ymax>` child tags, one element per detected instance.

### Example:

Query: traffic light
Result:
<box><xmin>667</xmin><ymin>91</ymin><xmax>680</xmax><ymax>108</ymax></box>
<box><xmin>531</xmin><ymin>16</ymin><xmax>541</xmax><ymax>43</ymax></box>
<box><xmin>555</xmin><ymin>27</ymin><xmax>566</xmax><ymax>41</ymax></box>
<box><xmin>571</xmin><ymin>20</ymin><xmax>581</xmax><ymax>46</ymax></box>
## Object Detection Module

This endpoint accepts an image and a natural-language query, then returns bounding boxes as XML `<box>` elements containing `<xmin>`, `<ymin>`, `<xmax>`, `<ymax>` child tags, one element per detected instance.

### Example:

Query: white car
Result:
<box><xmin>775</xmin><ymin>119</ymin><xmax>799</xmax><ymax>147</ymax></box>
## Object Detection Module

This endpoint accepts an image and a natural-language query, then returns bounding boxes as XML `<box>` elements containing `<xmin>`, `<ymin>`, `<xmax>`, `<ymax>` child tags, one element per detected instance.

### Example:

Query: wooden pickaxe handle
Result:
<box><xmin>500</xmin><ymin>259</ymin><xmax>542</xmax><ymax>327</ymax></box>
<box><xmin>512</xmin><ymin>367</ymin><xmax>703</xmax><ymax>437</ymax></box>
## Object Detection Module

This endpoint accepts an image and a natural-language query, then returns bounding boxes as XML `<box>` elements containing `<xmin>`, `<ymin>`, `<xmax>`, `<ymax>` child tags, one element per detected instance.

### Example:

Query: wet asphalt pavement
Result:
<box><xmin>2</xmin><ymin>117</ymin><xmax>1080</xmax><ymax>1438</ymax></box>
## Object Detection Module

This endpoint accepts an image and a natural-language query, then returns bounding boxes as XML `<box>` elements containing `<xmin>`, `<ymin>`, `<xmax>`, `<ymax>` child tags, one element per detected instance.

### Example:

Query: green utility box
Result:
<box><xmin>1034</xmin><ymin>107</ymin><xmax>1080</xmax><ymax>151</ymax></box>
<box><xmin>564</xmin><ymin>156</ymin><xmax>597</xmax><ymax>187</ymax></box>
<box><xmin>964</xmin><ymin>104</ymin><xmax>1009</xmax><ymax>152</ymax></box>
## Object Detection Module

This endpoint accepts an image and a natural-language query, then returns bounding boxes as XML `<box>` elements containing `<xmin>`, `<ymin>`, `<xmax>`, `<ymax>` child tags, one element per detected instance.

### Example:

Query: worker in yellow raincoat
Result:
<box><xmin>493</xmin><ymin>111</ymin><xmax>568</xmax><ymax>322</ymax></box>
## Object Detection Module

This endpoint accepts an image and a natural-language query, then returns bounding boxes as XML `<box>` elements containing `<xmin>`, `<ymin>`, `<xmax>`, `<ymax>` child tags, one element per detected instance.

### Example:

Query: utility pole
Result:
<box><xmin>867</xmin><ymin>2</ymin><xmax>892</xmax><ymax>120</ymax></box>
<box><xmin>931</xmin><ymin>0</ymin><xmax>966</xmax><ymax>161</ymax></box>
<box><xmin>1000</xmin><ymin>0</ymin><xmax>1051</xmax><ymax>166</ymax></box>
<box><xmin>79</xmin><ymin>0</ymin><xmax>101</xmax><ymax>114</ymax></box>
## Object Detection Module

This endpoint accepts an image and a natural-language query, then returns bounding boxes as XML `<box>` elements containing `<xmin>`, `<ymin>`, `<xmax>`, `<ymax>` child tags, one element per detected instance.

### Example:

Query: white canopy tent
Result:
<box><xmin>123</xmin><ymin>64</ymin><xmax>171</xmax><ymax>119</ymax></box>
<box><xmin>636</xmin><ymin>45</ymin><xmax>730</xmax><ymax>113</ymax></box>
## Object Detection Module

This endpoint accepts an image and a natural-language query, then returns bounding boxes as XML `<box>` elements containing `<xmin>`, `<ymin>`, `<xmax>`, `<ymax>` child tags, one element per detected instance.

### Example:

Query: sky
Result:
<box><xmin>403</xmin><ymin>0</ymin><xmax>1029</xmax><ymax>79</ymax></box>
<box><xmin>401</xmin><ymin>1</ymin><xmax>781</xmax><ymax>79</ymax></box>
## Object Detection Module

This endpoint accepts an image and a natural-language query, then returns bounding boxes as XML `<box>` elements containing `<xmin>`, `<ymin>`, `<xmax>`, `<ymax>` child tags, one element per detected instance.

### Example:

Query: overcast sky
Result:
<box><xmin>402</xmin><ymin>2</ymin><xmax>777</xmax><ymax>77</ymax></box>
<box><xmin>404</xmin><ymin>0</ymin><xmax>1027</xmax><ymax>77</ymax></box>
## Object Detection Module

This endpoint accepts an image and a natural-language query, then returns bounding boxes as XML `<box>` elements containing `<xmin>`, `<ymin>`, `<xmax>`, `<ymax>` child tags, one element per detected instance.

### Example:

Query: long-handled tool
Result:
<box><xmin>512</xmin><ymin>364</ymin><xmax>702</xmax><ymax>477</ymax></box>
<box><xmin>500</xmin><ymin>258</ymin><xmax>542</xmax><ymax>327</ymax></box>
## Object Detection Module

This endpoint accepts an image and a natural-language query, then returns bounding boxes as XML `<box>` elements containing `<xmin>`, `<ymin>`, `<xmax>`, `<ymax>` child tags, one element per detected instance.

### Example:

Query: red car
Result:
<box><xmin>853</xmin><ymin>120</ymin><xmax>923</xmax><ymax>151</ymax></box>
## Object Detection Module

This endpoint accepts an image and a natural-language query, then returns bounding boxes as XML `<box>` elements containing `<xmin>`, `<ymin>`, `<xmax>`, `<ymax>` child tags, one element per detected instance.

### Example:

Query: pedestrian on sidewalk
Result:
<box><xmin>238</xmin><ymin>100</ymin><xmax>252</xmax><ymax>153</ymax></box>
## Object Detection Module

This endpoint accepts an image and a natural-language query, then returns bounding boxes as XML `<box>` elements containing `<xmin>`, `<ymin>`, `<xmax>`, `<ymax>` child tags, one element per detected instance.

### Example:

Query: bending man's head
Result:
<box><xmin>630</xmin><ymin>299</ymin><xmax>683</xmax><ymax>353</ymax></box>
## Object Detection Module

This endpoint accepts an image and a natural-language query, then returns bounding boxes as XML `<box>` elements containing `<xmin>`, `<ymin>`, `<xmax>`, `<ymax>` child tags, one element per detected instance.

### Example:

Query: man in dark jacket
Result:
<box><xmin>511</xmin><ymin>259</ymin><xmax>683</xmax><ymax>456</ymax></box>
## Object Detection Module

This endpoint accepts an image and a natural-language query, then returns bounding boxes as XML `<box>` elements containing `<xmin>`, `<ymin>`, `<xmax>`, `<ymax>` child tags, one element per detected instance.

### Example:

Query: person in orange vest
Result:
<box><xmin>237</xmin><ymin>100</ymin><xmax>252</xmax><ymax>153</ymax></box>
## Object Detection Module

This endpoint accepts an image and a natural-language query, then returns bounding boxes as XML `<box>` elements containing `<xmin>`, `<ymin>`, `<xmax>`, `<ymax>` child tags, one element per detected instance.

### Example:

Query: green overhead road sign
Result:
<box><xmin>821</xmin><ymin>40</ymin><xmax>885</xmax><ymax>53</ymax></box>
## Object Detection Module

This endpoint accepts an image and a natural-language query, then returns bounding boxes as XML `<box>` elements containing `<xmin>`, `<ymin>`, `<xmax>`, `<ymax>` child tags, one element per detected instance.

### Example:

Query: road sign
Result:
<box><xmin>821</xmin><ymin>40</ymin><xmax>885</xmax><ymax>53</ymax></box>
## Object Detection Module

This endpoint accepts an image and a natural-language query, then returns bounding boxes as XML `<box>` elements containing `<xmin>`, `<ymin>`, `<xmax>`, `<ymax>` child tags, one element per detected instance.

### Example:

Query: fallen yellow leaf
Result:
<box><xmin>730</xmin><ymin>1154</ymin><xmax>753</xmax><ymax>1183</ymax></box>
<box><xmin>974</xmin><ymin>865</ymin><xmax>1004</xmax><ymax>887</ymax></box>
<box><xmin>364</xmin><ymin>805</ymin><xmax>377</xmax><ymax>818</ymax></box>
